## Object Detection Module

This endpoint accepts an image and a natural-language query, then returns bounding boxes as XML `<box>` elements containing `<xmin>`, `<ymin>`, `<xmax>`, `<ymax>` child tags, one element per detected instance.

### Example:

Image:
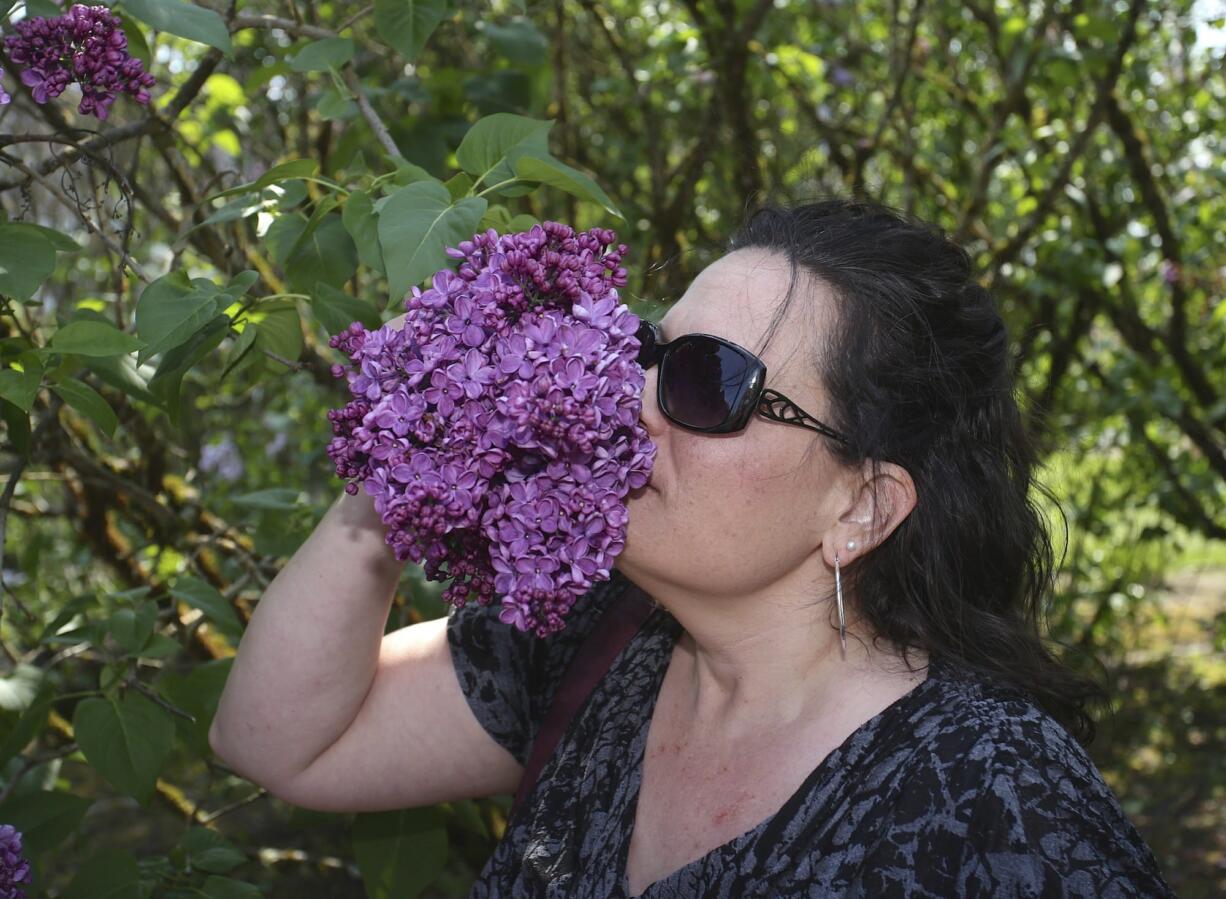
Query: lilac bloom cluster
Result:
<box><xmin>0</xmin><ymin>824</ymin><xmax>31</xmax><ymax>899</ymax></box>
<box><xmin>326</xmin><ymin>222</ymin><xmax>655</xmax><ymax>637</ymax></box>
<box><xmin>2</xmin><ymin>4</ymin><xmax>155</xmax><ymax>120</ymax></box>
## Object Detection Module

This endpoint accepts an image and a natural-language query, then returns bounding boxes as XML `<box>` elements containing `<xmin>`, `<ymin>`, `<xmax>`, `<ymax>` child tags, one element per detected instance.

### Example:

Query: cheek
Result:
<box><xmin>672</xmin><ymin>433</ymin><xmax>814</xmax><ymax>541</ymax></box>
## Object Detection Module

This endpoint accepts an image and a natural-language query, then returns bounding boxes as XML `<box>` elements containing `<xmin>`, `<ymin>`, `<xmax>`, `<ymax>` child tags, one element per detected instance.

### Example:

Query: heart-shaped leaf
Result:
<box><xmin>72</xmin><ymin>693</ymin><xmax>176</xmax><ymax>806</ymax></box>
<box><xmin>378</xmin><ymin>181</ymin><xmax>486</xmax><ymax>302</ymax></box>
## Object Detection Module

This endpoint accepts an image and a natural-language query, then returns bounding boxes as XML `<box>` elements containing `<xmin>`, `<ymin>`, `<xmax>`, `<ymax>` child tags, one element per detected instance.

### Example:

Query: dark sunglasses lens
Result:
<box><xmin>660</xmin><ymin>336</ymin><xmax>751</xmax><ymax>429</ymax></box>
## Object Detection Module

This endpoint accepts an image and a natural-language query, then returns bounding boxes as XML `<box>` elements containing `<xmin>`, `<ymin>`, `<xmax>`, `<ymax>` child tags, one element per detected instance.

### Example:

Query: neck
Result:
<box><xmin>621</xmin><ymin>561</ymin><xmax>926</xmax><ymax>739</ymax></box>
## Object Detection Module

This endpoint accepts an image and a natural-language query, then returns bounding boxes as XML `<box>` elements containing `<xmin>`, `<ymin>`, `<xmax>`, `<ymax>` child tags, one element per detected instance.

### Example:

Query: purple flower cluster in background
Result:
<box><xmin>1</xmin><ymin>4</ymin><xmax>155</xmax><ymax>120</ymax></box>
<box><xmin>326</xmin><ymin>223</ymin><xmax>655</xmax><ymax>637</ymax></box>
<box><xmin>0</xmin><ymin>824</ymin><xmax>32</xmax><ymax>899</ymax></box>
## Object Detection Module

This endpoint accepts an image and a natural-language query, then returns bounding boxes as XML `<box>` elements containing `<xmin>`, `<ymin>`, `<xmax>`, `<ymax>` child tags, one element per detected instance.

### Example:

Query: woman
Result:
<box><xmin>209</xmin><ymin>198</ymin><xmax>1175</xmax><ymax>897</ymax></box>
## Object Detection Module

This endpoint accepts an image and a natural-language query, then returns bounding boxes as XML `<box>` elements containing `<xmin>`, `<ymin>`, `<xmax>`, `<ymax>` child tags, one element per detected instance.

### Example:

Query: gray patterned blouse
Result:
<box><xmin>446</xmin><ymin>571</ymin><xmax>1176</xmax><ymax>898</ymax></box>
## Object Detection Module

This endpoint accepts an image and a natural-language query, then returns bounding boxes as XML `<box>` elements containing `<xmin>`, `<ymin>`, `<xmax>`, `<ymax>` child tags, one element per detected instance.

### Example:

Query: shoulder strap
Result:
<box><xmin>509</xmin><ymin>578</ymin><xmax>656</xmax><ymax>821</ymax></box>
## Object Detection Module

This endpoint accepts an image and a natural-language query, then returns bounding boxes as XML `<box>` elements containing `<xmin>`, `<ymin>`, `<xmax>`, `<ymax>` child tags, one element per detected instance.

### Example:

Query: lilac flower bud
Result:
<box><xmin>327</xmin><ymin>223</ymin><xmax>655</xmax><ymax>636</ymax></box>
<box><xmin>1</xmin><ymin>4</ymin><xmax>156</xmax><ymax>120</ymax></box>
<box><xmin>0</xmin><ymin>824</ymin><xmax>32</xmax><ymax>898</ymax></box>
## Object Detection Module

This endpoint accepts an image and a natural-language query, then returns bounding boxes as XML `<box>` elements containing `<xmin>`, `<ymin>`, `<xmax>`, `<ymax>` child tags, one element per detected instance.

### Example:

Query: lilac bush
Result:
<box><xmin>326</xmin><ymin>223</ymin><xmax>655</xmax><ymax>637</ymax></box>
<box><xmin>2</xmin><ymin>4</ymin><xmax>155</xmax><ymax>120</ymax></box>
<box><xmin>0</xmin><ymin>824</ymin><xmax>31</xmax><ymax>899</ymax></box>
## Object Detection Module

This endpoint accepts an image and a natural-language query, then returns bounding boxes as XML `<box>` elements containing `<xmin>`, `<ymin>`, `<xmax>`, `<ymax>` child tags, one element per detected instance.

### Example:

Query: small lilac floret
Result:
<box><xmin>326</xmin><ymin>223</ymin><xmax>655</xmax><ymax>636</ymax></box>
<box><xmin>1</xmin><ymin>4</ymin><xmax>156</xmax><ymax>120</ymax></box>
<box><xmin>0</xmin><ymin>823</ymin><xmax>32</xmax><ymax>898</ymax></box>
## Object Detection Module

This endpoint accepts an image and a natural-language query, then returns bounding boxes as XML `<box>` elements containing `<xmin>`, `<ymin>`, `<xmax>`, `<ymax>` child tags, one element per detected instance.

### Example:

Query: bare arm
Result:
<box><xmin>209</xmin><ymin>311</ymin><xmax>522</xmax><ymax>808</ymax></box>
<box><xmin>208</xmin><ymin>486</ymin><xmax>407</xmax><ymax>791</ymax></box>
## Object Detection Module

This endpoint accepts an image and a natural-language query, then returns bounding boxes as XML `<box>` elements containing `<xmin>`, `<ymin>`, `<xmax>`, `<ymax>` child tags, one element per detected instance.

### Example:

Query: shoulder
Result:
<box><xmin>883</xmin><ymin>657</ymin><xmax>1175</xmax><ymax>898</ymax></box>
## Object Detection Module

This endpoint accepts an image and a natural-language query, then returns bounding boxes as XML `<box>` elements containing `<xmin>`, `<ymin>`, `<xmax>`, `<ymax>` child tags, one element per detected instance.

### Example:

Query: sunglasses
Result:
<box><xmin>634</xmin><ymin>319</ymin><xmax>851</xmax><ymax>443</ymax></box>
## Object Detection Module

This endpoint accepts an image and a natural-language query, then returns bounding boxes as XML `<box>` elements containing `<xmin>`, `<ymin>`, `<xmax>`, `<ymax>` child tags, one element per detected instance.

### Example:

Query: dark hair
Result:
<box><xmin>728</xmin><ymin>196</ymin><xmax>1108</xmax><ymax>745</ymax></box>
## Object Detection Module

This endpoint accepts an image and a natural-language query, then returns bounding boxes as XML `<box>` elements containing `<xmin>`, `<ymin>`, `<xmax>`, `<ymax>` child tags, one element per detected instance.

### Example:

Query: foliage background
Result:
<box><xmin>0</xmin><ymin>0</ymin><xmax>1223</xmax><ymax>895</ymax></box>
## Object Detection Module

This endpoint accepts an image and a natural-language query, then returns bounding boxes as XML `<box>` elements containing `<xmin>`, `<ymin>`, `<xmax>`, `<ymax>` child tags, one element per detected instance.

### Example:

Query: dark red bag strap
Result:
<box><xmin>509</xmin><ymin>579</ymin><xmax>656</xmax><ymax>821</ymax></box>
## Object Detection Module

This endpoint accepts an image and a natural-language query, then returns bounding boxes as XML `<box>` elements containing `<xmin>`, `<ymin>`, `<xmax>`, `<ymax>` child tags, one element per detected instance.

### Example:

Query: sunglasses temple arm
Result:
<box><xmin>758</xmin><ymin>389</ymin><xmax>851</xmax><ymax>444</ymax></box>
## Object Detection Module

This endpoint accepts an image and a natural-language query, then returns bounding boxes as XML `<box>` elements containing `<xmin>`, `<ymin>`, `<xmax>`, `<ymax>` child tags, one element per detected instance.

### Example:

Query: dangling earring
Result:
<box><xmin>828</xmin><ymin>554</ymin><xmax>848</xmax><ymax>652</ymax></box>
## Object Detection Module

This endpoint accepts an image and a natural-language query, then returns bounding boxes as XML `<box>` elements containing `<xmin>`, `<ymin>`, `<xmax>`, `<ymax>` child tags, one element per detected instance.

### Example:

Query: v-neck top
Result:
<box><xmin>446</xmin><ymin>571</ymin><xmax>1175</xmax><ymax>897</ymax></box>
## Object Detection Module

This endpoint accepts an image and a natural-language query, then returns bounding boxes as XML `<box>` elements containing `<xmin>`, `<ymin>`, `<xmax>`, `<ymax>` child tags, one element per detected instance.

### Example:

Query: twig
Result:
<box><xmin>340</xmin><ymin>67</ymin><xmax>400</xmax><ymax>157</ymax></box>
<box><xmin>198</xmin><ymin>786</ymin><xmax>269</xmax><ymax>824</ymax></box>
<box><xmin>0</xmin><ymin>150</ymin><xmax>152</xmax><ymax>282</ymax></box>
<box><xmin>126</xmin><ymin>675</ymin><xmax>197</xmax><ymax>723</ymax></box>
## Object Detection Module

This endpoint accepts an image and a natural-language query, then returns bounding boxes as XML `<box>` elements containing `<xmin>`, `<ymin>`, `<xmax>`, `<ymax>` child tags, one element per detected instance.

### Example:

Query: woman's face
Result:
<box><xmin>618</xmin><ymin>247</ymin><xmax>853</xmax><ymax>600</ymax></box>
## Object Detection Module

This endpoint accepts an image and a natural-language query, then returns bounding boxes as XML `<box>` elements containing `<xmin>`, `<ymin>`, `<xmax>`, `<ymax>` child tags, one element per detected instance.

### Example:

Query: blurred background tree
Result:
<box><xmin>0</xmin><ymin>0</ymin><xmax>1222</xmax><ymax>896</ymax></box>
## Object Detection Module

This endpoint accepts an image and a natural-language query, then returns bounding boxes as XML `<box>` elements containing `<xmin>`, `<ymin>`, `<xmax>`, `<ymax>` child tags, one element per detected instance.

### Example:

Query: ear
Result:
<box><xmin>822</xmin><ymin>460</ymin><xmax>917</xmax><ymax>566</ymax></box>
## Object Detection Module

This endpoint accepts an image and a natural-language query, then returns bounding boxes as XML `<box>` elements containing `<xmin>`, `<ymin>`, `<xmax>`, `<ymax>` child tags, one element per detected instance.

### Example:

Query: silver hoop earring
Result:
<box><xmin>834</xmin><ymin>552</ymin><xmax>847</xmax><ymax>657</ymax></box>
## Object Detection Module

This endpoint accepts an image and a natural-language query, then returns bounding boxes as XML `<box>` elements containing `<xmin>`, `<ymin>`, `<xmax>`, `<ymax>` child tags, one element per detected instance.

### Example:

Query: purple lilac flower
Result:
<box><xmin>2</xmin><ymin>4</ymin><xmax>156</xmax><ymax>120</ymax></box>
<box><xmin>0</xmin><ymin>824</ymin><xmax>32</xmax><ymax>899</ymax></box>
<box><xmin>326</xmin><ymin>223</ymin><xmax>656</xmax><ymax>637</ymax></box>
<box><xmin>200</xmin><ymin>435</ymin><xmax>244</xmax><ymax>482</ymax></box>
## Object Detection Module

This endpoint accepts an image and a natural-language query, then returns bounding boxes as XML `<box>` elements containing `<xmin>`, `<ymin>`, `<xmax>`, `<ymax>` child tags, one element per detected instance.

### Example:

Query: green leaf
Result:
<box><xmin>135</xmin><ymin>271</ymin><xmax>220</xmax><ymax>365</ymax></box>
<box><xmin>220</xmin><ymin>270</ymin><xmax>261</xmax><ymax>301</ymax></box>
<box><xmin>318</xmin><ymin>83</ymin><xmax>358</xmax><ymax>120</ymax></box>
<box><xmin>21</xmin><ymin>222</ymin><xmax>82</xmax><ymax>252</ymax></box>
<box><xmin>219</xmin><ymin>324</ymin><xmax>258</xmax><ymax>382</ymax></box>
<box><xmin>205</xmin><ymin>159</ymin><xmax>319</xmax><ymax>203</ymax></box>
<box><xmin>0</xmin><ymin>223</ymin><xmax>58</xmax><ymax>300</ymax></box>
<box><xmin>0</xmin><ymin>678</ymin><xmax>54</xmax><ymax>769</ymax></box>
<box><xmin>50</xmin><ymin>377</ymin><xmax>119</xmax><ymax>437</ymax></box>
<box><xmin>59</xmin><ymin>848</ymin><xmax>142</xmax><ymax>899</ymax></box>
<box><xmin>120</xmin><ymin>0</ymin><xmax>233</xmax><ymax>59</ymax></box>
<box><xmin>169</xmin><ymin>576</ymin><xmax>243</xmax><ymax>641</ymax></box>
<box><xmin>444</xmin><ymin>171</ymin><xmax>474</xmax><ymax>201</ymax></box>
<box><xmin>280</xmin><ymin>195</ymin><xmax>342</xmax><ymax>265</ymax></box>
<box><xmin>85</xmin><ymin>351</ymin><xmax>159</xmax><ymax>405</ymax></box>
<box><xmin>0</xmin><ymin>398</ymin><xmax>31</xmax><ymax>457</ymax></box>
<box><xmin>104</xmin><ymin>600</ymin><xmax>158</xmax><ymax>656</ymax></box>
<box><xmin>47</xmin><ymin>320</ymin><xmax>146</xmax><ymax>357</ymax></box>
<box><xmin>483</xmin><ymin>17</ymin><xmax>548</xmax><ymax>64</ymax></box>
<box><xmin>311</xmin><ymin>282</ymin><xmax>382</xmax><ymax>334</ymax></box>
<box><xmin>157</xmin><ymin>658</ymin><xmax>231</xmax><ymax>755</ymax></box>
<box><xmin>0</xmin><ymin>664</ymin><xmax>43</xmax><ymax>712</ymax></box>
<box><xmin>114</xmin><ymin>9</ymin><xmax>152</xmax><ymax>69</ymax></box>
<box><xmin>290</xmin><ymin>36</ymin><xmax>355</xmax><ymax>72</ymax></box>
<box><xmin>0</xmin><ymin>789</ymin><xmax>93</xmax><ymax>866</ymax></box>
<box><xmin>36</xmin><ymin>592</ymin><xmax>97</xmax><ymax>645</ymax></box>
<box><xmin>179</xmin><ymin>826</ymin><xmax>247</xmax><ymax>874</ymax></box>
<box><xmin>202</xmin><ymin>875</ymin><xmax>264</xmax><ymax>898</ymax></box>
<box><xmin>251</xmin><ymin>302</ymin><xmax>305</xmax><ymax>369</ymax></box>
<box><xmin>284</xmin><ymin>214</ymin><xmax>359</xmax><ymax>293</ymax></box>
<box><xmin>342</xmin><ymin>189</ymin><xmax>387</xmax><ymax>276</ymax></box>
<box><xmin>505</xmin><ymin>214</ymin><xmax>539</xmax><ymax>232</ymax></box>
<box><xmin>231</xmin><ymin>487</ymin><xmax>304</xmax><ymax>510</ymax></box>
<box><xmin>378</xmin><ymin>181</ymin><xmax>487</xmax><ymax>301</ymax></box>
<box><xmin>385</xmin><ymin>155</ymin><xmax>438</xmax><ymax>187</ymax></box>
<box><xmin>373</xmin><ymin>0</ymin><xmax>449</xmax><ymax>62</ymax></box>
<box><xmin>72</xmin><ymin>693</ymin><xmax>176</xmax><ymax>806</ymax></box>
<box><xmin>513</xmin><ymin>154</ymin><xmax>622</xmax><ymax>218</ymax></box>
<box><xmin>147</xmin><ymin>314</ymin><xmax>231</xmax><ymax>428</ymax></box>
<box><xmin>0</xmin><ymin>357</ymin><xmax>43</xmax><ymax>412</ymax></box>
<box><xmin>138</xmin><ymin>633</ymin><xmax>182</xmax><ymax>659</ymax></box>
<box><xmin>477</xmin><ymin>204</ymin><xmax>513</xmax><ymax>232</ymax></box>
<box><xmin>353</xmin><ymin>807</ymin><xmax>448</xmax><ymax>899</ymax></box>
<box><xmin>455</xmin><ymin>113</ymin><xmax>554</xmax><ymax>182</ymax></box>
